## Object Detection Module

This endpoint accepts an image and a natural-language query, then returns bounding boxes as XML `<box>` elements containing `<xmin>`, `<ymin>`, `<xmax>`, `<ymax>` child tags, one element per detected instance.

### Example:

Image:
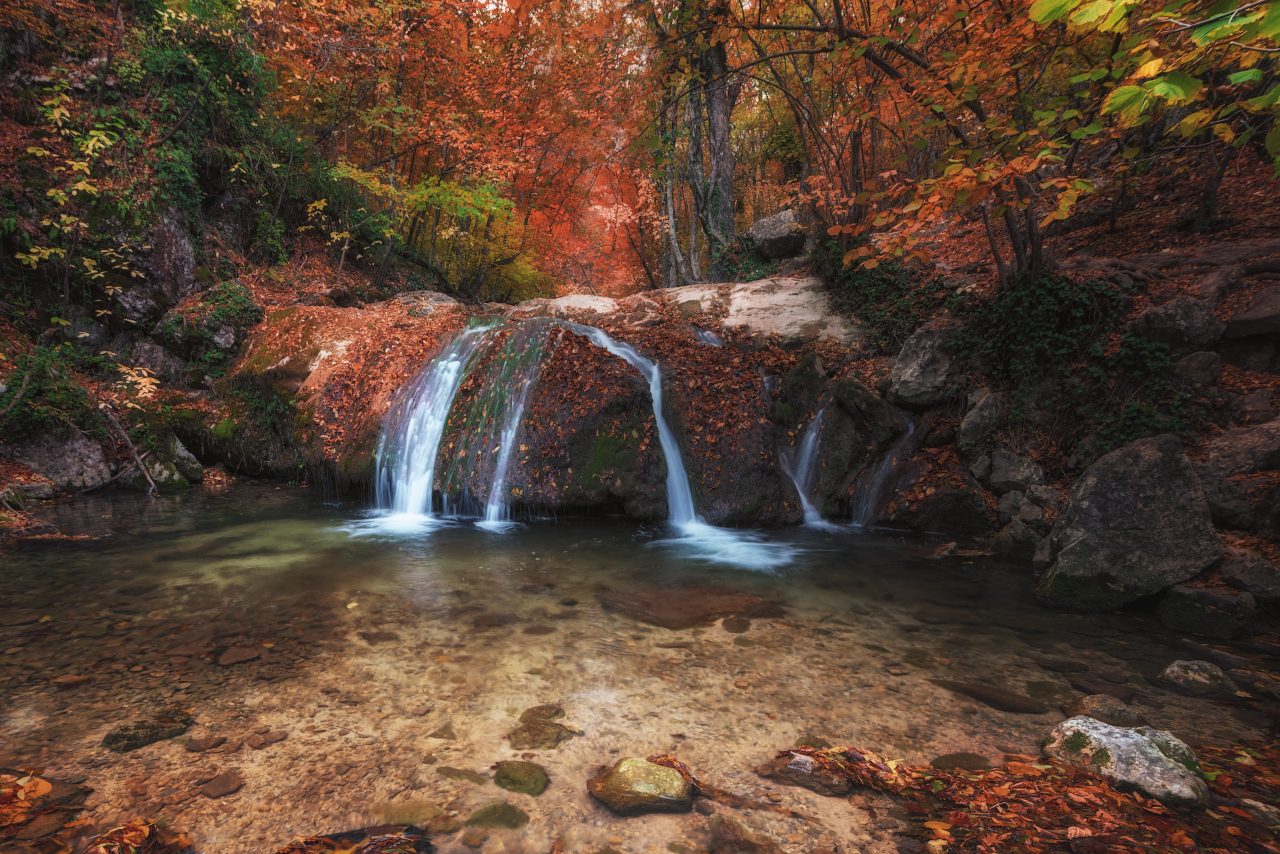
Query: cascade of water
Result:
<box><xmin>693</xmin><ymin>327</ymin><xmax>724</xmax><ymax>347</ymax></box>
<box><xmin>850</xmin><ymin>414</ymin><xmax>917</xmax><ymax>529</ymax></box>
<box><xmin>373</xmin><ymin>325</ymin><xmax>495</xmax><ymax>523</ymax></box>
<box><xmin>781</xmin><ymin>407</ymin><xmax>828</xmax><ymax>526</ymax></box>
<box><xmin>479</xmin><ymin>325</ymin><xmax>552</xmax><ymax>528</ymax></box>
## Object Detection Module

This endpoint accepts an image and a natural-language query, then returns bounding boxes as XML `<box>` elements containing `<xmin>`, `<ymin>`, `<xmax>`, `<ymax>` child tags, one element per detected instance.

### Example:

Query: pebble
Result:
<box><xmin>199</xmin><ymin>771</ymin><xmax>243</xmax><ymax>799</ymax></box>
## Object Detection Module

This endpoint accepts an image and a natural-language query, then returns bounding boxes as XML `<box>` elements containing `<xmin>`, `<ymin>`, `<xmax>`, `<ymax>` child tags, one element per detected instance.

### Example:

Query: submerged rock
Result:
<box><xmin>1043</xmin><ymin>716</ymin><xmax>1208</xmax><ymax>808</ymax></box>
<box><xmin>587</xmin><ymin>758</ymin><xmax>693</xmax><ymax>815</ymax></box>
<box><xmin>1037</xmin><ymin>435</ymin><xmax>1223</xmax><ymax>610</ymax></box>
<box><xmin>465</xmin><ymin>801</ymin><xmax>529</xmax><ymax>829</ymax></box>
<box><xmin>1157</xmin><ymin>660</ymin><xmax>1236</xmax><ymax>697</ymax></box>
<box><xmin>756</xmin><ymin>751</ymin><xmax>851</xmax><ymax>796</ymax></box>
<box><xmin>518</xmin><ymin>703</ymin><xmax>565</xmax><ymax>723</ymax></box>
<box><xmin>929</xmin><ymin>680</ymin><xmax>1049</xmax><ymax>714</ymax></box>
<box><xmin>709</xmin><ymin>815</ymin><xmax>784</xmax><ymax>854</ymax></box>
<box><xmin>507</xmin><ymin>720</ymin><xmax>575</xmax><ymax>750</ymax></box>
<box><xmin>597</xmin><ymin>585</ymin><xmax>783</xmax><ymax>630</ymax></box>
<box><xmin>1157</xmin><ymin>585</ymin><xmax>1256</xmax><ymax>639</ymax></box>
<box><xmin>494</xmin><ymin>761</ymin><xmax>549</xmax><ymax>796</ymax></box>
<box><xmin>930</xmin><ymin>752</ymin><xmax>993</xmax><ymax>771</ymax></box>
<box><xmin>1061</xmin><ymin>695</ymin><xmax>1147</xmax><ymax>728</ymax></box>
<box><xmin>101</xmin><ymin>705</ymin><xmax>194</xmax><ymax>752</ymax></box>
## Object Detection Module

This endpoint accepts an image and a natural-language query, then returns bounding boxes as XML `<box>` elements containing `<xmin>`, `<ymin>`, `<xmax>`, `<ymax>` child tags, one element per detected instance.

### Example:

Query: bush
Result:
<box><xmin>819</xmin><ymin>240</ymin><xmax>946</xmax><ymax>348</ymax></box>
<box><xmin>0</xmin><ymin>345</ymin><xmax>110</xmax><ymax>444</ymax></box>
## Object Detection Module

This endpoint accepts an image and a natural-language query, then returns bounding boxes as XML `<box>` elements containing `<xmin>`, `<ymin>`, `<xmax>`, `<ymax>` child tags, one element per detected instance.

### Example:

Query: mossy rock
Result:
<box><xmin>494</xmin><ymin>761</ymin><xmax>549</xmax><ymax>796</ymax></box>
<box><xmin>465</xmin><ymin>801</ymin><xmax>529</xmax><ymax>829</ymax></box>
<box><xmin>102</xmin><ymin>706</ymin><xmax>193</xmax><ymax>752</ymax></box>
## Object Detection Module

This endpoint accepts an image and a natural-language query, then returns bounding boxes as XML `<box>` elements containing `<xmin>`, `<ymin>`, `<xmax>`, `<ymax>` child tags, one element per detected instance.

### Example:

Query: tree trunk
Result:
<box><xmin>701</xmin><ymin>38</ymin><xmax>735</xmax><ymax>280</ymax></box>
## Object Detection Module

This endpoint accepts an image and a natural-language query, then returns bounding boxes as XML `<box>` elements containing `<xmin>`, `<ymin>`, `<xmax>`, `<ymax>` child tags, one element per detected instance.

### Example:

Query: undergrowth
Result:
<box><xmin>819</xmin><ymin>240</ymin><xmax>947</xmax><ymax>348</ymax></box>
<box><xmin>0</xmin><ymin>345</ymin><xmax>112</xmax><ymax>444</ymax></box>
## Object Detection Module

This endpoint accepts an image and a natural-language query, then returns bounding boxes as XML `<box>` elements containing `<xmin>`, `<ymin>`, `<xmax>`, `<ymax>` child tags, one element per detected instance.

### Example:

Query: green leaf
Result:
<box><xmin>1266</xmin><ymin>125</ymin><xmax>1280</xmax><ymax>157</ymax></box>
<box><xmin>1029</xmin><ymin>0</ymin><xmax>1086</xmax><ymax>23</ymax></box>
<box><xmin>1229</xmin><ymin>69</ymin><xmax>1264</xmax><ymax>85</ymax></box>
<box><xmin>1071</xmin><ymin>0</ymin><xmax>1113</xmax><ymax>26</ymax></box>
<box><xmin>1102</xmin><ymin>85</ymin><xmax>1149</xmax><ymax>124</ymax></box>
<box><xmin>1146</xmin><ymin>71</ymin><xmax>1203</xmax><ymax>106</ymax></box>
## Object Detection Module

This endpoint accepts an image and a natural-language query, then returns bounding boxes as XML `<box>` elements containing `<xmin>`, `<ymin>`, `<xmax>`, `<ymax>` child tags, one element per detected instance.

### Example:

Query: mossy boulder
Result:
<box><xmin>1043</xmin><ymin>716</ymin><xmax>1207</xmax><ymax>808</ymax></box>
<box><xmin>587</xmin><ymin>758</ymin><xmax>693</xmax><ymax>815</ymax></box>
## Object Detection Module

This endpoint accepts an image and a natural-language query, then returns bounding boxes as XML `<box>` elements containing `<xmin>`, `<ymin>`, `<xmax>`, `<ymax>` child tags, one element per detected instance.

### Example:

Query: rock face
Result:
<box><xmin>665</xmin><ymin>278</ymin><xmax>864</xmax><ymax>346</ymax></box>
<box><xmin>1043</xmin><ymin>716</ymin><xmax>1208</xmax><ymax>808</ymax></box>
<box><xmin>1129</xmin><ymin>295</ymin><xmax>1224</xmax><ymax>354</ymax></box>
<box><xmin>1224</xmin><ymin>286</ymin><xmax>1280</xmax><ymax>338</ymax></box>
<box><xmin>887</xmin><ymin>319</ymin><xmax>955</xmax><ymax>410</ymax></box>
<box><xmin>1221</xmin><ymin>554</ymin><xmax>1280</xmax><ymax>604</ymax></box>
<box><xmin>114</xmin><ymin>218</ymin><xmax>199</xmax><ymax>322</ymax></box>
<box><xmin>1207</xmin><ymin>419</ymin><xmax>1280</xmax><ymax>475</ymax></box>
<box><xmin>1037</xmin><ymin>435</ymin><xmax>1223</xmax><ymax>610</ymax></box>
<box><xmin>1158</xmin><ymin>586</ymin><xmax>1256</xmax><ymax>639</ymax></box>
<box><xmin>1157</xmin><ymin>660</ymin><xmax>1235</xmax><ymax>696</ymax></box>
<box><xmin>744</xmin><ymin>210</ymin><xmax>805</xmax><ymax>259</ymax></box>
<box><xmin>587</xmin><ymin>758</ymin><xmax>693</xmax><ymax>815</ymax></box>
<box><xmin>4</xmin><ymin>433</ymin><xmax>111</xmax><ymax>493</ymax></box>
<box><xmin>957</xmin><ymin>388</ymin><xmax>1004</xmax><ymax>448</ymax></box>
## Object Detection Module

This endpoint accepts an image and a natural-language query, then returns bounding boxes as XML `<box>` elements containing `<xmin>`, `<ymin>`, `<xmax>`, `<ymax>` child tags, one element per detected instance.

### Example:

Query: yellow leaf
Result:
<box><xmin>1132</xmin><ymin>58</ymin><xmax>1163</xmax><ymax>80</ymax></box>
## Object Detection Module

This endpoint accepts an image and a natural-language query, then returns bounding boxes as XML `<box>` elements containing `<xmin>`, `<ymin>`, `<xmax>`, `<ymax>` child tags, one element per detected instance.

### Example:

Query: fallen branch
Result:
<box><xmin>101</xmin><ymin>409</ymin><xmax>157</xmax><ymax>496</ymax></box>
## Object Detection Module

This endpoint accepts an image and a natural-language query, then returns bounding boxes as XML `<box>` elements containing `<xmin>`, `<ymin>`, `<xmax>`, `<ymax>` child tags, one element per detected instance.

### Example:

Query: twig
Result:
<box><xmin>101</xmin><ymin>408</ymin><xmax>157</xmax><ymax>496</ymax></box>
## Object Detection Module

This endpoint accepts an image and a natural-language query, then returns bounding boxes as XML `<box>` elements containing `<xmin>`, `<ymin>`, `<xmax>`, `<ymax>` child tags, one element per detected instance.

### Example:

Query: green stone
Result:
<box><xmin>494</xmin><ymin>760</ymin><xmax>549</xmax><ymax>796</ymax></box>
<box><xmin>518</xmin><ymin>703</ymin><xmax>564</xmax><ymax>723</ymax></box>
<box><xmin>508</xmin><ymin>719</ymin><xmax>575</xmax><ymax>749</ymax></box>
<box><xmin>437</xmin><ymin>766</ymin><xmax>488</xmax><ymax>785</ymax></box>
<box><xmin>465</xmin><ymin>801</ymin><xmax>530</xmax><ymax>829</ymax></box>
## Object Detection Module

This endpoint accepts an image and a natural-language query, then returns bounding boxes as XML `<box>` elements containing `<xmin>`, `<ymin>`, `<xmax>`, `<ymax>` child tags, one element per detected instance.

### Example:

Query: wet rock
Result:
<box><xmin>507</xmin><ymin>720</ymin><xmax>575</xmax><ymax>750</ymax></box>
<box><xmin>1157</xmin><ymin>660</ymin><xmax>1236</xmax><ymax>697</ymax></box>
<box><xmin>358</xmin><ymin>630</ymin><xmax>399</xmax><ymax>644</ymax></box>
<box><xmin>1036</xmin><ymin>657</ymin><xmax>1088</xmax><ymax>673</ymax></box>
<box><xmin>217</xmin><ymin>646</ymin><xmax>261</xmax><ymax>666</ymax></box>
<box><xmin>471</xmin><ymin>612</ymin><xmax>520</xmax><ymax>631</ymax></box>
<box><xmin>756</xmin><ymin>751</ymin><xmax>851</xmax><ymax>796</ymax></box>
<box><xmin>722</xmin><ymin>616</ymin><xmax>751</xmax><ymax>633</ymax></box>
<box><xmin>597</xmin><ymin>585</ymin><xmax>783</xmax><ymax>630</ymax></box>
<box><xmin>1208</xmin><ymin>419</ymin><xmax>1280</xmax><ymax>475</ymax></box>
<box><xmin>1224</xmin><ymin>286</ymin><xmax>1280</xmax><ymax>337</ymax></box>
<box><xmin>709</xmin><ymin>815</ymin><xmax>784</xmax><ymax>854</ymax></box>
<box><xmin>883</xmin><ymin>454</ymin><xmax>992</xmax><ymax>536</ymax></box>
<box><xmin>185</xmin><ymin>736</ymin><xmax>226</xmax><ymax>753</ymax></box>
<box><xmin>199</xmin><ymin>771</ymin><xmax>243</xmax><ymax>799</ymax></box>
<box><xmin>1043</xmin><ymin>716</ymin><xmax>1208</xmax><ymax>808</ymax></box>
<box><xmin>887</xmin><ymin>319</ymin><xmax>956</xmax><ymax>410</ymax></box>
<box><xmin>587</xmin><ymin>758</ymin><xmax>693</xmax><ymax>815</ymax></box>
<box><xmin>438</xmin><ymin>767</ymin><xmax>489</xmax><ymax>785</ymax></box>
<box><xmin>518</xmin><ymin>703</ymin><xmax>564</xmax><ymax>723</ymax></box>
<box><xmin>1067</xmin><ymin>677</ymin><xmax>1136</xmax><ymax>704</ymax></box>
<box><xmin>465</xmin><ymin>801</ymin><xmax>529</xmax><ymax>829</ymax></box>
<box><xmin>102</xmin><ymin>706</ymin><xmax>194</xmax><ymax>752</ymax></box>
<box><xmin>1130</xmin><ymin>295</ymin><xmax>1224</xmax><ymax>355</ymax></box>
<box><xmin>428</xmin><ymin>721</ymin><xmax>457</xmax><ymax>740</ymax></box>
<box><xmin>987</xmin><ymin>450</ymin><xmax>1045</xmax><ymax>494</ymax></box>
<box><xmin>930</xmin><ymin>752</ymin><xmax>992</xmax><ymax>771</ymax></box>
<box><xmin>494</xmin><ymin>760</ymin><xmax>549</xmax><ymax>796</ymax></box>
<box><xmin>1157</xmin><ymin>585</ymin><xmax>1256</xmax><ymax>639</ymax></box>
<box><xmin>745</xmin><ymin>210</ymin><xmax>805</xmax><ymax>260</ymax></box>
<box><xmin>958</xmin><ymin>388</ymin><xmax>1005</xmax><ymax>448</ymax></box>
<box><xmin>1176</xmin><ymin>351</ymin><xmax>1224</xmax><ymax>386</ymax></box>
<box><xmin>929</xmin><ymin>680</ymin><xmax>1048</xmax><ymax>714</ymax></box>
<box><xmin>459</xmin><ymin>827</ymin><xmax>488</xmax><ymax>848</ymax></box>
<box><xmin>1037</xmin><ymin>435</ymin><xmax>1223</xmax><ymax>610</ymax></box>
<box><xmin>1190</xmin><ymin>462</ymin><xmax>1253</xmax><ymax>527</ymax></box>
<box><xmin>992</xmin><ymin>520</ymin><xmax>1043</xmax><ymax>560</ymax></box>
<box><xmin>1222</xmin><ymin>553</ymin><xmax>1280</xmax><ymax>604</ymax></box>
<box><xmin>1061</xmin><ymin>695</ymin><xmax>1147</xmax><ymax>728</ymax></box>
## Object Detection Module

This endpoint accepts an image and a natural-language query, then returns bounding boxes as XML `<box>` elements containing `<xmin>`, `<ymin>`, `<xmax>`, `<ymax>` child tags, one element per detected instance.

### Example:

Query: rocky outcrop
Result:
<box><xmin>664</xmin><ymin>278</ymin><xmax>864</xmax><ymax>347</ymax></box>
<box><xmin>1157</xmin><ymin>585</ymin><xmax>1257</xmax><ymax>639</ymax></box>
<box><xmin>3</xmin><ymin>433</ymin><xmax>111</xmax><ymax>493</ymax></box>
<box><xmin>744</xmin><ymin>210</ymin><xmax>805</xmax><ymax>260</ymax></box>
<box><xmin>114</xmin><ymin>218</ymin><xmax>199</xmax><ymax>323</ymax></box>
<box><xmin>1129</xmin><ymin>295</ymin><xmax>1224</xmax><ymax>355</ymax></box>
<box><xmin>1043</xmin><ymin>717</ymin><xmax>1208</xmax><ymax>808</ymax></box>
<box><xmin>886</xmin><ymin>319</ymin><xmax>956</xmax><ymax>409</ymax></box>
<box><xmin>1207</xmin><ymin>418</ymin><xmax>1280</xmax><ymax>475</ymax></box>
<box><xmin>1037</xmin><ymin>435</ymin><xmax>1223</xmax><ymax>610</ymax></box>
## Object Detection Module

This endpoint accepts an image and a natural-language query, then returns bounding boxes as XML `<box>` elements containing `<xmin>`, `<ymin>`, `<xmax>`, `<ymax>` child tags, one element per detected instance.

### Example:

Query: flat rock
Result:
<box><xmin>597</xmin><ymin>585</ymin><xmax>783</xmax><ymax>630</ymax></box>
<box><xmin>1157</xmin><ymin>660</ymin><xmax>1235</xmax><ymax>697</ymax></box>
<box><xmin>663</xmin><ymin>278</ymin><xmax>864</xmax><ymax>346</ymax></box>
<box><xmin>101</xmin><ymin>706</ymin><xmax>194</xmax><ymax>752</ymax></box>
<box><xmin>1130</xmin><ymin>295</ymin><xmax>1224</xmax><ymax>354</ymax></box>
<box><xmin>1043</xmin><ymin>716</ymin><xmax>1208</xmax><ymax>807</ymax></box>
<box><xmin>1035</xmin><ymin>657</ymin><xmax>1088</xmax><ymax>673</ymax></box>
<box><xmin>518</xmin><ymin>703</ymin><xmax>564</xmax><ymax>723</ymax></box>
<box><xmin>217</xmin><ymin>646</ymin><xmax>261</xmax><ymax>666</ymax></box>
<box><xmin>1061</xmin><ymin>695</ymin><xmax>1147</xmax><ymax>728</ymax></box>
<box><xmin>1225</xmin><ymin>286</ymin><xmax>1280</xmax><ymax>337</ymax></box>
<box><xmin>929</xmin><ymin>680</ymin><xmax>1048</xmax><ymax>714</ymax></box>
<box><xmin>756</xmin><ymin>751</ymin><xmax>851</xmax><ymax>796</ymax></box>
<box><xmin>709</xmin><ymin>815</ymin><xmax>784</xmax><ymax>854</ymax></box>
<box><xmin>465</xmin><ymin>801</ymin><xmax>529</xmax><ymax>829</ymax></box>
<box><xmin>587</xmin><ymin>757</ymin><xmax>693</xmax><ymax>815</ymax></box>
<box><xmin>1067</xmin><ymin>677</ymin><xmax>1136</xmax><ymax>704</ymax></box>
<box><xmin>438</xmin><ymin>766</ymin><xmax>489</xmax><ymax>785</ymax></box>
<box><xmin>540</xmin><ymin>294</ymin><xmax>619</xmax><ymax>318</ymax></box>
<box><xmin>507</xmin><ymin>720</ymin><xmax>575</xmax><ymax>750</ymax></box>
<box><xmin>185</xmin><ymin>736</ymin><xmax>226</xmax><ymax>753</ymax></box>
<box><xmin>494</xmin><ymin>760</ymin><xmax>549</xmax><ymax>796</ymax></box>
<box><xmin>199</xmin><ymin>771</ymin><xmax>243</xmax><ymax>799</ymax></box>
<box><xmin>1222</xmin><ymin>554</ymin><xmax>1280</xmax><ymax>603</ymax></box>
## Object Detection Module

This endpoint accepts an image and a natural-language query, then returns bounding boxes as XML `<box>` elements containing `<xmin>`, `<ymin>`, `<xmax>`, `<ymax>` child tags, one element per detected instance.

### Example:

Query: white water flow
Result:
<box><xmin>781</xmin><ymin>407</ymin><xmax>833</xmax><ymax>528</ymax></box>
<box><xmin>851</xmin><ymin>416</ymin><xmax>917</xmax><ymax>529</ymax></box>
<box><xmin>371</xmin><ymin>326</ymin><xmax>493</xmax><ymax>530</ymax></box>
<box><xmin>478</xmin><ymin>338</ymin><xmax>547</xmax><ymax>530</ymax></box>
<box><xmin>568</xmin><ymin>323</ymin><xmax>795</xmax><ymax>570</ymax></box>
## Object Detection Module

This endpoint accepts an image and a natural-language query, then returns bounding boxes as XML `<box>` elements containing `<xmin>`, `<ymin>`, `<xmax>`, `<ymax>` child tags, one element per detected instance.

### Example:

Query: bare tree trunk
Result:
<box><xmin>702</xmin><ymin>37</ymin><xmax>735</xmax><ymax>280</ymax></box>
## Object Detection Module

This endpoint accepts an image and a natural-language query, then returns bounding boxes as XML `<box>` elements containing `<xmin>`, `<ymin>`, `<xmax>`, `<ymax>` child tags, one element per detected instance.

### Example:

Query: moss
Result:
<box><xmin>1035</xmin><ymin>566</ymin><xmax>1129</xmax><ymax>611</ymax></box>
<box><xmin>1090</xmin><ymin>747</ymin><xmax>1112</xmax><ymax>767</ymax></box>
<box><xmin>1062</xmin><ymin>731</ymin><xmax>1091</xmax><ymax>754</ymax></box>
<box><xmin>212</xmin><ymin>418</ymin><xmax>237</xmax><ymax>441</ymax></box>
<box><xmin>572</xmin><ymin>429</ymin><xmax>639</xmax><ymax>490</ymax></box>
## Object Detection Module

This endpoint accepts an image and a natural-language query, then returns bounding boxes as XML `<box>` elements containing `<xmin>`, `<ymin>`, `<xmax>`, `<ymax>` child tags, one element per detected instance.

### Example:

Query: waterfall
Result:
<box><xmin>373</xmin><ymin>324</ymin><xmax>494</xmax><ymax>524</ymax></box>
<box><xmin>850</xmin><ymin>415</ymin><xmax>917</xmax><ymax>529</ymax></box>
<box><xmin>478</xmin><ymin>325</ymin><xmax>551</xmax><ymax>529</ymax></box>
<box><xmin>781</xmin><ymin>407</ymin><xmax>830</xmax><ymax>527</ymax></box>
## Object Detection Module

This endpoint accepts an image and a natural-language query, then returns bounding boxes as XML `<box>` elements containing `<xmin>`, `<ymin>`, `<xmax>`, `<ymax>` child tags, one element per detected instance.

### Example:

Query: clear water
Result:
<box><xmin>0</xmin><ymin>486</ymin><xmax>1263</xmax><ymax>853</ymax></box>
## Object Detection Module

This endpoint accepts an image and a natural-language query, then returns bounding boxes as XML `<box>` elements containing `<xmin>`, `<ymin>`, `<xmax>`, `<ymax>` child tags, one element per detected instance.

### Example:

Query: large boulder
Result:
<box><xmin>1207</xmin><ymin>418</ymin><xmax>1280</xmax><ymax>475</ymax></box>
<box><xmin>1042</xmin><ymin>716</ymin><xmax>1208</xmax><ymax>808</ymax></box>
<box><xmin>1129</xmin><ymin>295</ymin><xmax>1225</xmax><ymax>355</ymax></box>
<box><xmin>113</xmin><ymin>218</ymin><xmax>199</xmax><ymax>323</ymax></box>
<box><xmin>1036</xmin><ymin>435</ymin><xmax>1224</xmax><ymax>610</ymax></box>
<box><xmin>1224</xmin><ymin>286</ymin><xmax>1280</xmax><ymax>338</ymax></box>
<box><xmin>3</xmin><ymin>433</ymin><xmax>111</xmax><ymax>493</ymax></box>
<box><xmin>1157</xmin><ymin>584</ymin><xmax>1257</xmax><ymax>639</ymax></box>
<box><xmin>744</xmin><ymin>210</ymin><xmax>805</xmax><ymax>260</ymax></box>
<box><xmin>957</xmin><ymin>388</ymin><xmax>1005</xmax><ymax>448</ymax></box>
<box><xmin>886</xmin><ymin>319</ymin><xmax>956</xmax><ymax>410</ymax></box>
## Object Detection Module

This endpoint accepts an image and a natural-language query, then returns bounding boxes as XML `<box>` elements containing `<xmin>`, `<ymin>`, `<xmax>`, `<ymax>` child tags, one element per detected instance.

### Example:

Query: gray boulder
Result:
<box><xmin>744</xmin><ymin>210</ymin><xmax>805</xmax><ymax>260</ymax></box>
<box><xmin>1036</xmin><ymin>435</ymin><xmax>1223</xmax><ymax>610</ymax></box>
<box><xmin>991</xmin><ymin>519</ymin><xmax>1044</xmax><ymax>560</ymax></box>
<box><xmin>1025</xmin><ymin>484</ymin><xmax>1061</xmax><ymax>512</ymax></box>
<box><xmin>131</xmin><ymin>341</ymin><xmax>189</xmax><ymax>385</ymax></box>
<box><xmin>1224</xmin><ymin>286</ymin><xmax>1280</xmax><ymax>338</ymax></box>
<box><xmin>1176</xmin><ymin>351</ymin><xmax>1223</xmax><ymax>386</ymax></box>
<box><xmin>1197</xmin><ymin>266</ymin><xmax>1243</xmax><ymax>306</ymax></box>
<box><xmin>1129</xmin><ymin>295</ymin><xmax>1224</xmax><ymax>355</ymax></box>
<box><xmin>1207</xmin><ymin>418</ymin><xmax>1280</xmax><ymax>475</ymax></box>
<box><xmin>1221</xmin><ymin>553</ymin><xmax>1280</xmax><ymax>604</ymax></box>
<box><xmin>887</xmin><ymin>319</ymin><xmax>956</xmax><ymax>410</ymax></box>
<box><xmin>1157</xmin><ymin>660</ymin><xmax>1235</xmax><ymax>697</ymax></box>
<box><xmin>1157</xmin><ymin>584</ymin><xmax>1257</xmax><ymax>639</ymax></box>
<box><xmin>1042</xmin><ymin>716</ymin><xmax>1208</xmax><ymax>808</ymax></box>
<box><xmin>114</xmin><ymin>218</ymin><xmax>199</xmax><ymax>323</ymax></box>
<box><xmin>1190</xmin><ymin>462</ymin><xmax>1253</xmax><ymax>527</ymax></box>
<box><xmin>957</xmin><ymin>388</ymin><xmax>1005</xmax><ymax>447</ymax></box>
<box><xmin>988</xmin><ymin>449</ymin><xmax>1045</xmax><ymax>494</ymax></box>
<box><xmin>3</xmin><ymin>433</ymin><xmax>111</xmax><ymax>492</ymax></box>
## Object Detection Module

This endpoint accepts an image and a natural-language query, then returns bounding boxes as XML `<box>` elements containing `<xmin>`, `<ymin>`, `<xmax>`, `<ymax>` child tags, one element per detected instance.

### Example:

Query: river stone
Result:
<box><xmin>1036</xmin><ymin>656</ymin><xmax>1088</xmax><ymax>673</ymax></box>
<box><xmin>101</xmin><ymin>705</ymin><xmax>194</xmax><ymax>752</ymax></box>
<box><xmin>1068</xmin><ymin>677</ymin><xmax>1136</xmax><ymax>704</ymax></box>
<box><xmin>1222</xmin><ymin>554</ymin><xmax>1280</xmax><ymax>603</ymax></box>
<box><xmin>518</xmin><ymin>703</ymin><xmax>564</xmax><ymax>723</ymax></box>
<box><xmin>930</xmin><ymin>752</ymin><xmax>992</xmax><ymax>771</ymax></box>
<box><xmin>587</xmin><ymin>758</ymin><xmax>693</xmax><ymax>815</ymax></box>
<box><xmin>199</xmin><ymin>771</ymin><xmax>243</xmax><ymax>799</ymax></box>
<box><xmin>887</xmin><ymin>319</ymin><xmax>956</xmax><ymax>410</ymax></box>
<box><xmin>1037</xmin><ymin>435</ymin><xmax>1223</xmax><ymax>610</ymax></box>
<box><xmin>494</xmin><ymin>761</ymin><xmax>549</xmax><ymax>796</ymax></box>
<box><xmin>438</xmin><ymin>766</ymin><xmax>488</xmax><ymax>785</ymax></box>
<box><xmin>465</xmin><ymin>801</ymin><xmax>529</xmax><ymax>829</ymax></box>
<box><xmin>1157</xmin><ymin>660</ymin><xmax>1236</xmax><ymax>697</ymax></box>
<box><xmin>1207</xmin><ymin>419</ymin><xmax>1280</xmax><ymax>475</ymax></box>
<box><xmin>596</xmin><ymin>585</ymin><xmax>783</xmax><ymax>629</ymax></box>
<box><xmin>745</xmin><ymin>210</ymin><xmax>805</xmax><ymax>259</ymax></box>
<box><xmin>1043</xmin><ymin>716</ymin><xmax>1208</xmax><ymax>808</ymax></box>
<box><xmin>1062</xmin><ymin>695</ymin><xmax>1147</xmax><ymax>728</ymax></box>
<box><xmin>756</xmin><ymin>751</ymin><xmax>851</xmax><ymax>796</ymax></box>
<box><xmin>507</xmin><ymin>719</ymin><xmax>575</xmax><ymax>750</ymax></box>
<box><xmin>1157</xmin><ymin>585</ymin><xmax>1257</xmax><ymax>639</ymax></box>
<box><xmin>709</xmin><ymin>815</ymin><xmax>784</xmax><ymax>854</ymax></box>
<box><xmin>929</xmin><ymin>680</ymin><xmax>1049</xmax><ymax>714</ymax></box>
